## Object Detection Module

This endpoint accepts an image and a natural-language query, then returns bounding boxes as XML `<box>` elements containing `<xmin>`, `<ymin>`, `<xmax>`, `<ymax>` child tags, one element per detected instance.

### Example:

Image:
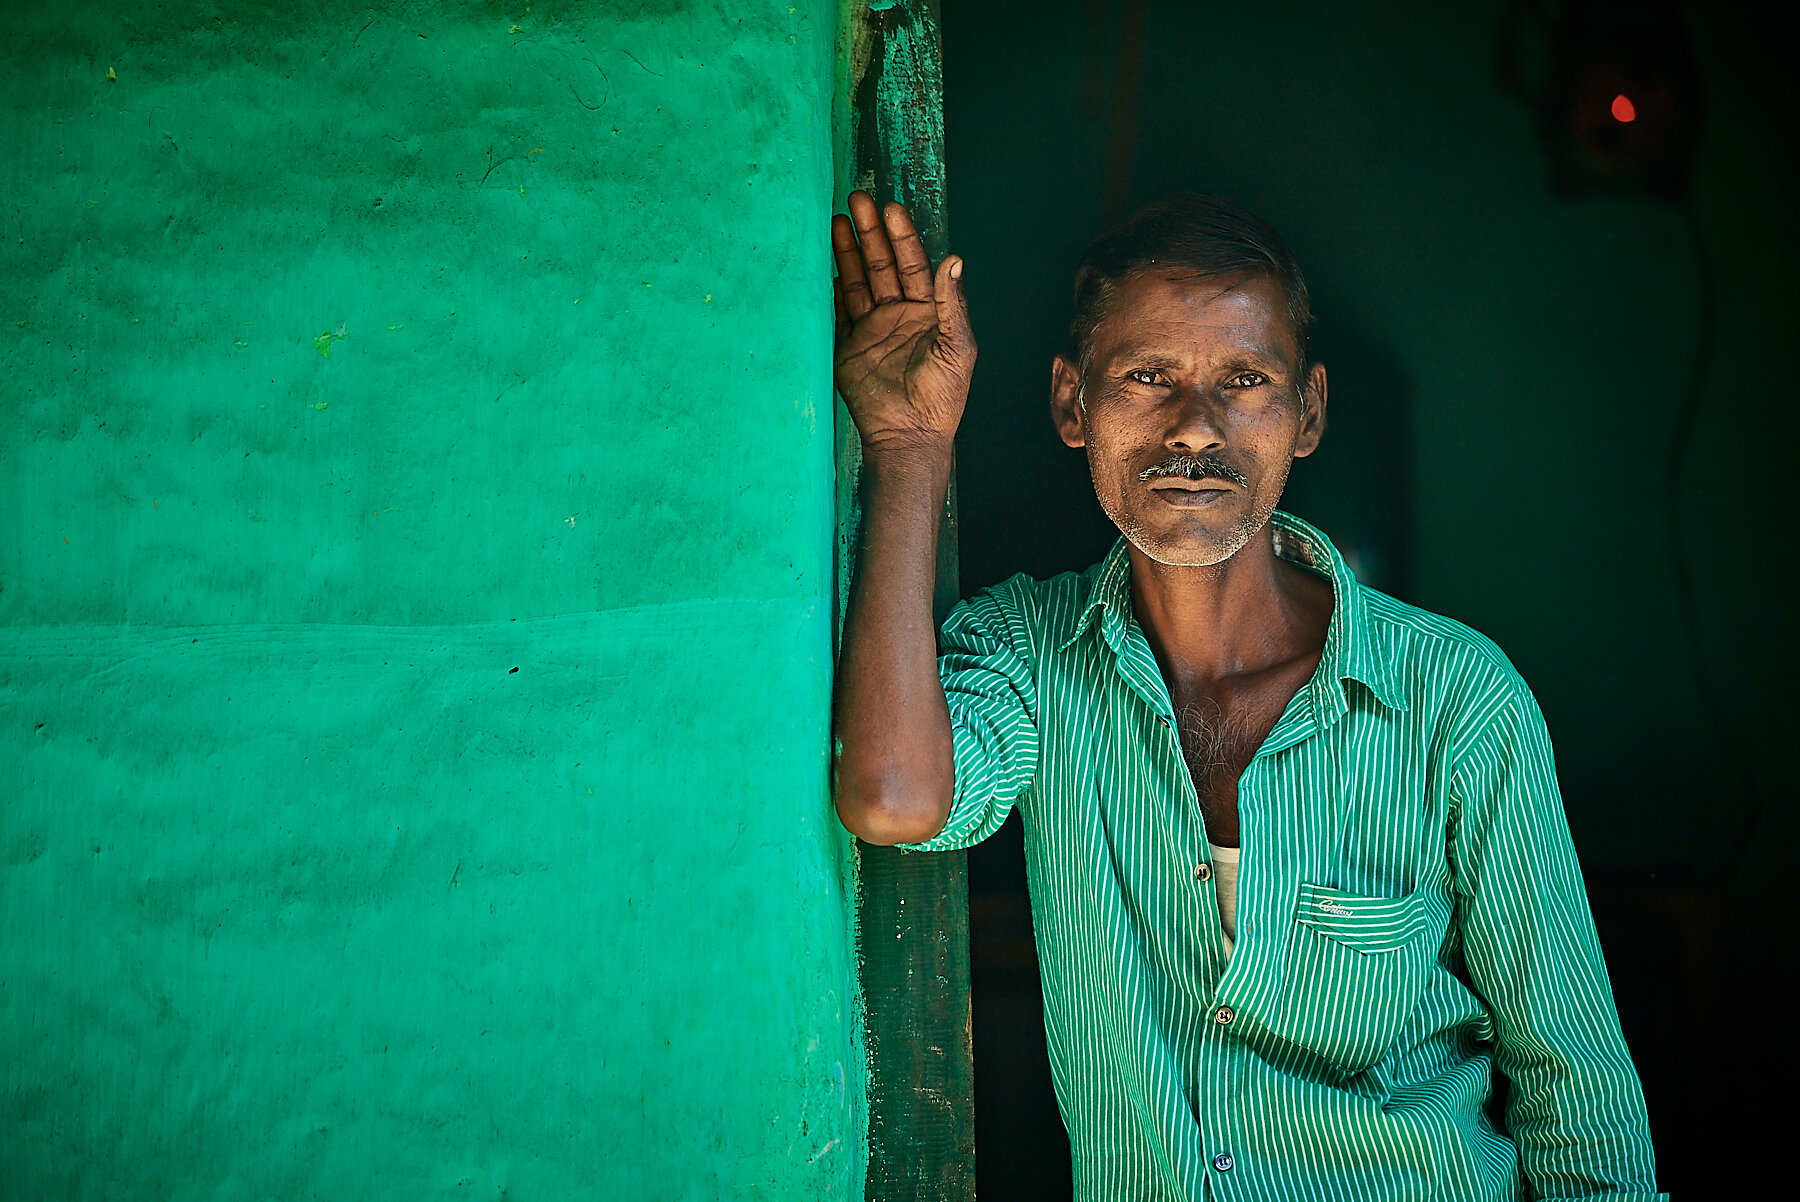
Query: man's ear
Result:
<box><xmin>1051</xmin><ymin>355</ymin><xmax>1086</xmax><ymax>448</ymax></box>
<box><xmin>1293</xmin><ymin>361</ymin><xmax>1328</xmax><ymax>459</ymax></box>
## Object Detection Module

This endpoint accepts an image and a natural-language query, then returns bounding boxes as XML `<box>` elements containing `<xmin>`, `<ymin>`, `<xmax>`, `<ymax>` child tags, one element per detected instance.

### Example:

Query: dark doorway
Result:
<box><xmin>943</xmin><ymin>1</ymin><xmax>1797</xmax><ymax>1198</ymax></box>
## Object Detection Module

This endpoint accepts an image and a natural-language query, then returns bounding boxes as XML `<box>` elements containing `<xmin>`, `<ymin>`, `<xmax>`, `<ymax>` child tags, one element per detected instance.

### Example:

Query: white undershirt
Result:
<box><xmin>1208</xmin><ymin>842</ymin><xmax>1242</xmax><ymax>959</ymax></box>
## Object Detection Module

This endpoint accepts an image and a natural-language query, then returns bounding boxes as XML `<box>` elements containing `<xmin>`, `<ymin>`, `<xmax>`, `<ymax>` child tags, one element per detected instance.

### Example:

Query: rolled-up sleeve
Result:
<box><xmin>1450</xmin><ymin>684</ymin><xmax>1664</xmax><ymax>1201</ymax></box>
<box><xmin>898</xmin><ymin>587</ymin><xmax>1041</xmax><ymax>853</ymax></box>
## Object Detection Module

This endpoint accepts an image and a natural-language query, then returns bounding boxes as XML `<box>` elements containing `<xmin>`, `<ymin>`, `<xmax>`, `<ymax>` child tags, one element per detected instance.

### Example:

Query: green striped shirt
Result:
<box><xmin>905</xmin><ymin>512</ymin><xmax>1661</xmax><ymax>1201</ymax></box>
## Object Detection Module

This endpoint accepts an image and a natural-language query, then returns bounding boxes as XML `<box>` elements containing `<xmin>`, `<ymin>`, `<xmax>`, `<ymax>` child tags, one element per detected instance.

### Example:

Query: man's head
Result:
<box><xmin>1051</xmin><ymin>195</ymin><xmax>1327</xmax><ymax>569</ymax></box>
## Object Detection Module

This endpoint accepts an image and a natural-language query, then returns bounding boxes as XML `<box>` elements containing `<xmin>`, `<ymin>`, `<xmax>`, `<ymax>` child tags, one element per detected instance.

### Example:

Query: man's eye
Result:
<box><xmin>1226</xmin><ymin>372</ymin><xmax>1268</xmax><ymax>388</ymax></box>
<box><xmin>1127</xmin><ymin>370</ymin><xmax>1166</xmax><ymax>386</ymax></box>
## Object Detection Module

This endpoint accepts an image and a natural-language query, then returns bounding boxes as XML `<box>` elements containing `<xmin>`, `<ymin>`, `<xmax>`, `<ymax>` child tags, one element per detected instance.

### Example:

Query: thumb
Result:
<box><xmin>932</xmin><ymin>254</ymin><xmax>975</xmax><ymax>361</ymax></box>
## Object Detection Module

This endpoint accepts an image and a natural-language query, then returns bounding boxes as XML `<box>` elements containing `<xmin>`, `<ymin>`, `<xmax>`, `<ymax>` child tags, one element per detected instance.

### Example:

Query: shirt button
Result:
<box><xmin>1213</xmin><ymin>1005</ymin><xmax>1234</xmax><ymax>1025</ymax></box>
<box><xmin>1212</xmin><ymin>1152</ymin><xmax>1235</xmax><ymax>1172</ymax></box>
<box><xmin>1194</xmin><ymin>862</ymin><xmax>1212</xmax><ymax>882</ymax></box>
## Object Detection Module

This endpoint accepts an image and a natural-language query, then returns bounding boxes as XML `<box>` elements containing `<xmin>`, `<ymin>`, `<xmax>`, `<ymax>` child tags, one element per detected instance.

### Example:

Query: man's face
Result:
<box><xmin>1050</xmin><ymin>269</ymin><xmax>1327</xmax><ymax>568</ymax></box>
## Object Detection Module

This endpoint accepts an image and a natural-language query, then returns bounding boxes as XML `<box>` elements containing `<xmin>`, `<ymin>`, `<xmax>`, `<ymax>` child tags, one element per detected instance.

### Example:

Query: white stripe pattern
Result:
<box><xmin>903</xmin><ymin>511</ymin><xmax>1662</xmax><ymax>1201</ymax></box>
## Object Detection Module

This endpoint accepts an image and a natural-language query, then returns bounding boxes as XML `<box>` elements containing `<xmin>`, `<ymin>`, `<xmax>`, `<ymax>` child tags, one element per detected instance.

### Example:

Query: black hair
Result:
<box><xmin>1069</xmin><ymin>193</ymin><xmax>1313</xmax><ymax>373</ymax></box>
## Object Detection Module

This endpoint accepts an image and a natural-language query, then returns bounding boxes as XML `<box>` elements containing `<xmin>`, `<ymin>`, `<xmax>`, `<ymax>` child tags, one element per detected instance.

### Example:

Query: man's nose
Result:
<box><xmin>1164</xmin><ymin>388</ymin><xmax>1226</xmax><ymax>452</ymax></box>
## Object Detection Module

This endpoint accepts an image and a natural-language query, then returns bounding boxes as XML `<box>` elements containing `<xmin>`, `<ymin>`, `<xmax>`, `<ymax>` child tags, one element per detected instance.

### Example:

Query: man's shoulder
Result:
<box><xmin>1357</xmin><ymin>583</ymin><xmax>1533</xmax><ymax>707</ymax></box>
<box><xmin>942</xmin><ymin>560</ymin><xmax>1106</xmax><ymax>649</ymax></box>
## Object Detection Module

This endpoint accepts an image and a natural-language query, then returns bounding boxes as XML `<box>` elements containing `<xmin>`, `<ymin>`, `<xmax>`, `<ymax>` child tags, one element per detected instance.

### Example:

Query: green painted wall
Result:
<box><xmin>2</xmin><ymin>2</ymin><xmax>863</xmax><ymax>1198</ymax></box>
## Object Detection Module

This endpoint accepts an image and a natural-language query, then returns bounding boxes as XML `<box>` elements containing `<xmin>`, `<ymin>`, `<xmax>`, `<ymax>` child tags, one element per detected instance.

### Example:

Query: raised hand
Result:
<box><xmin>832</xmin><ymin>191</ymin><xmax>976</xmax><ymax>452</ymax></box>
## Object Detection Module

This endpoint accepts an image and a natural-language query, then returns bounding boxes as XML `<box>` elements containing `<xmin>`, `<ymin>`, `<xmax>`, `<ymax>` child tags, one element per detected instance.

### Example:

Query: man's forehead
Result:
<box><xmin>1091</xmin><ymin>270</ymin><xmax>1299</xmax><ymax>363</ymax></box>
<box><xmin>1109</xmin><ymin>267</ymin><xmax>1285</xmax><ymax>316</ymax></box>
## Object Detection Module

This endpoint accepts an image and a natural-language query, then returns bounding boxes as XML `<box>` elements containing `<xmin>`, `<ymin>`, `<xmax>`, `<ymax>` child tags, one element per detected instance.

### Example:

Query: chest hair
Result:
<box><xmin>1176</xmin><ymin>696</ymin><xmax>1281</xmax><ymax>840</ymax></box>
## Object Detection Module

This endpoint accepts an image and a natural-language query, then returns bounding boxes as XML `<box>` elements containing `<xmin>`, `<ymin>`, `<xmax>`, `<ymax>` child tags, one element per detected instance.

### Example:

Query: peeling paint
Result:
<box><xmin>832</xmin><ymin>3</ymin><xmax>974</xmax><ymax>1199</ymax></box>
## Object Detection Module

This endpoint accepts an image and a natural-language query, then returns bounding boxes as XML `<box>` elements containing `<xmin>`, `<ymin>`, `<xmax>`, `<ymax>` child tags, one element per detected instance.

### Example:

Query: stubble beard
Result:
<box><xmin>1092</xmin><ymin>458</ymin><xmax>1288</xmax><ymax>569</ymax></box>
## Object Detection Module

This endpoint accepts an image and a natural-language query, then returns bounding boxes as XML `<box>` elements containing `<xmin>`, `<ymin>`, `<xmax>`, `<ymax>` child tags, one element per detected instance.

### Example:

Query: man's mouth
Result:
<box><xmin>1148</xmin><ymin>481</ymin><xmax>1234</xmax><ymax>506</ymax></box>
<box><xmin>1138</xmin><ymin>454</ymin><xmax>1246</xmax><ymax>504</ymax></box>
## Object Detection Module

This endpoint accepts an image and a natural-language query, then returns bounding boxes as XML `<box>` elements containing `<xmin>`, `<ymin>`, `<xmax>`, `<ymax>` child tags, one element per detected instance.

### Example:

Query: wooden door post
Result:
<box><xmin>833</xmin><ymin>3</ymin><xmax>976</xmax><ymax>1199</ymax></box>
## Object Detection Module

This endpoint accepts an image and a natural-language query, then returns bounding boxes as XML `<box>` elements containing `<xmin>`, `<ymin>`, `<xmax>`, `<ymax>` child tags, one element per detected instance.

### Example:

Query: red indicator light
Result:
<box><xmin>1611</xmin><ymin>93</ymin><xmax>1637</xmax><ymax>122</ymax></box>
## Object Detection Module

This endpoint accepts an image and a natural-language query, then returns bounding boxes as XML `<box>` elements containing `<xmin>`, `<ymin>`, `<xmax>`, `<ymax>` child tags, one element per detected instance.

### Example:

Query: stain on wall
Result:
<box><xmin>1</xmin><ymin>2</ymin><xmax>861</xmax><ymax>1197</ymax></box>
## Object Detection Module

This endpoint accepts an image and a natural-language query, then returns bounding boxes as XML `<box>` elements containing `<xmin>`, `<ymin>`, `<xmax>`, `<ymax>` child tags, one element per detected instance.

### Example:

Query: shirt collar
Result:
<box><xmin>1057</xmin><ymin>510</ymin><xmax>1408</xmax><ymax>720</ymax></box>
<box><xmin>1058</xmin><ymin>536</ymin><xmax>1135</xmax><ymax>657</ymax></box>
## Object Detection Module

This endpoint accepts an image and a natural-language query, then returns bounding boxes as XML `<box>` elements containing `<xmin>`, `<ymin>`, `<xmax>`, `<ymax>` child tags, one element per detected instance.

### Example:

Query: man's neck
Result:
<box><xmin>1126</xmin><ymin>522</ymin><xmax>1332</xmax><ymax>690</ymax></box>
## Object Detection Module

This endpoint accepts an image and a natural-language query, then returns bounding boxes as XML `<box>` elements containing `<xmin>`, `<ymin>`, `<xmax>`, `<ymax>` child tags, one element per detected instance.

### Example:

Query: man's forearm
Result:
<box><xmin>833</xmin><ymin>439</ymin><xmax>957</xmax><ymax>845</ymax></box>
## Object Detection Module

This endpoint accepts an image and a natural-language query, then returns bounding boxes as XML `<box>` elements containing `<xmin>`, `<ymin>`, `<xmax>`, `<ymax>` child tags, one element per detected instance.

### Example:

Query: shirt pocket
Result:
<box><xmin>1261</xmin><ymin>882</ymin><xmax>1431</xmax><ymax>1077</ymax></box>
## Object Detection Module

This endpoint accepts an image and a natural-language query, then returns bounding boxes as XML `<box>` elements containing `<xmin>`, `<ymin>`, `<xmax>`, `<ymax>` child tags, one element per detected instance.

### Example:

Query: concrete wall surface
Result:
<box><xmin>1</xmin><ymin>2</ymin><xmax>860</xmax><ymax>1198</ymax></box>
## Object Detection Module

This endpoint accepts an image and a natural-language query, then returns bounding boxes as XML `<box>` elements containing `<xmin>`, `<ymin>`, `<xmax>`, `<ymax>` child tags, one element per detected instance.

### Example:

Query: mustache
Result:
<box><xmin>1137</xmin><ymin>454</ymin><xmax>1248</xmax><ymax>487</ymax></box>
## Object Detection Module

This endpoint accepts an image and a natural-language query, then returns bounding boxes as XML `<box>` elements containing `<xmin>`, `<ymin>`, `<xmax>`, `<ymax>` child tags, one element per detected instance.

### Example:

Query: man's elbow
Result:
<box><xmin>834</xmin><ymin>772</ymin><xmax>952</xmax><ymax>846</ymax></box>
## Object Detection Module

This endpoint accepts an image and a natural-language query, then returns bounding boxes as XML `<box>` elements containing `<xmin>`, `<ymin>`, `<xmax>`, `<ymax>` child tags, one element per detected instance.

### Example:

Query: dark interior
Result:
<box><xmin>941</xmin><ymin>1</ymin><xmax>1797</xmax><ymax>1196</ymax></box>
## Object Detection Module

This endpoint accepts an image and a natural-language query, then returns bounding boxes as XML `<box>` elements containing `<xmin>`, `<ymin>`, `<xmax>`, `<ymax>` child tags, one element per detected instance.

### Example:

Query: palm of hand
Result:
<box><xmin>835</xmin><ymin>297</ymin><xmax>958</xmax><ymax>440</ymax></box>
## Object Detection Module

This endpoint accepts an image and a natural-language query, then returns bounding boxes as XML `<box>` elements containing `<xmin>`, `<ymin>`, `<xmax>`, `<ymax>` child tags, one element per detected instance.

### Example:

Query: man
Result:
<box><xmin>829</xmin><ymin>189</ymin><xmax>1661</xmax><ymax>1200</ymax></box>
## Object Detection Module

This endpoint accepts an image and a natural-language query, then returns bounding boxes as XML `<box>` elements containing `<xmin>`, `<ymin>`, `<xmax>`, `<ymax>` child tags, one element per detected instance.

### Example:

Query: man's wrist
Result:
<box><xmin>859</xmin><ymin>433</ymin><xmax>956</xmax><ymax>483</ymax></box>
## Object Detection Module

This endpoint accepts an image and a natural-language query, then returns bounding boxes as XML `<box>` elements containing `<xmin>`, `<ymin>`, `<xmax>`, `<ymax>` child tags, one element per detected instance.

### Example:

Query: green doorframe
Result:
<box><xmin>832</xmin><ymin>3</ymin><xmax>977</xmax><ymax>1199</ymax></box>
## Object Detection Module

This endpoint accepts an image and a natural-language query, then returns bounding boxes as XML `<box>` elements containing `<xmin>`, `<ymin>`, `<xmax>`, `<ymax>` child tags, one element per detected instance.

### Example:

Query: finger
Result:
<box><xmin>831</xmin><ymin>212</ymin><xmax>873</xmax><ymax>320</ymax></box>
<box><xmin>932</xmin><ymin>254</ymin><xmax>975</xmax><ymax>363</ymax></box>
<box><xmin>832</xmin><ymin>274</ymin><xmax>851</xmax><ymax>345</ymax></box>
<box><xmin>884</xmin><ymin>202</ymin><xmax>933</xmax><ymax>303</ymax></box>
<box><xmin>848</xmin><ymin>190</ymin><xmax>903</xmax><ymax>305</ymax></box>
